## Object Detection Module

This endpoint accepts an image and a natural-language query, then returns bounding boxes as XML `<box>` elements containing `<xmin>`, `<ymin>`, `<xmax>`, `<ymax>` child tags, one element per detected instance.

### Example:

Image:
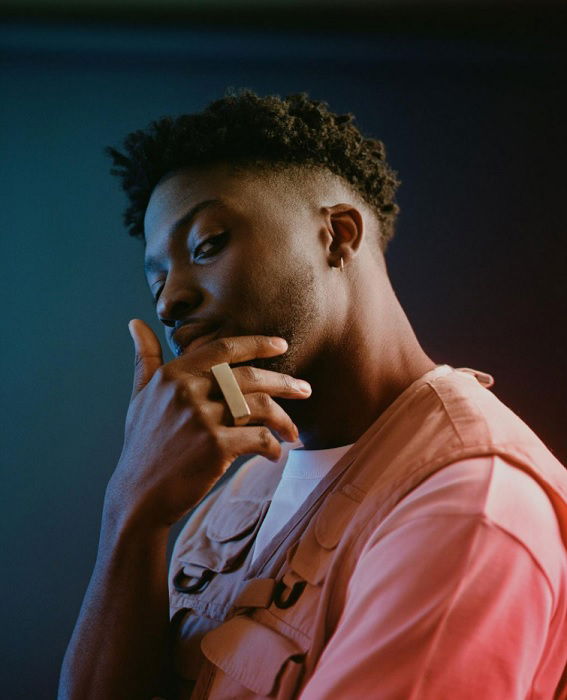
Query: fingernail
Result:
<box><xmin>296</xmin><ymin>381</ymin><xmax>312</xmax><ymax>394</ymax></box>
<box><xmin>270</xmin><ymin>338</ymin><xmax>288</xmax><ymax>350</ymax></box>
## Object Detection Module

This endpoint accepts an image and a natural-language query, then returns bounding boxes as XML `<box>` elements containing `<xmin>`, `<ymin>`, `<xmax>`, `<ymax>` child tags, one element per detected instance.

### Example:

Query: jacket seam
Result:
<box><xmin>360</xmin><ymin>455</ymin><xmax>496</xmax><ymax>699</ymax></box>
<box><xmin>354</xmin><ymin>454</ymin><xmax>559</xmax><ymax>609</ymax></box>
<box><xmin>427</xmin><ymin>378</ymin><xmax>491</xmax><ymax>447</ymax></box>
<box><xmin>368</xmin><ymin>510</ymin><xmax>558</xmax><ymax>614</ymax></box>
<box><xmin>404</xmin><ymin>513</ymin><xmax>555</xmax><ymax>698</ymax></box>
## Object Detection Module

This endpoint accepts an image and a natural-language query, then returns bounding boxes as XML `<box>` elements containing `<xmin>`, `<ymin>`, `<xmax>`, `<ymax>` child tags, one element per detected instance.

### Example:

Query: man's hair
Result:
<box><xmin>106</xmin><ymin>89</ymin><xmax>401</xmax><ymax>251</ymax></box>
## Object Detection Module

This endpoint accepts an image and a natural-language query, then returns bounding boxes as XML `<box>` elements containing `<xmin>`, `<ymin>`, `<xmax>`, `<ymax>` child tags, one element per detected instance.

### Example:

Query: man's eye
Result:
<box><xmin>193</xmin><ymin>232</ymin><xmax>228</xmax><ymax>260</ymax></box>
<box><xmin>152</xmin><ymin>287</ymin><xmax>163</xmax><ymax>307</ymax></box>
<box><xmin>151</xmin><ymin>232</ymin><xmax>229</xmax><ymax>306</ymax></box>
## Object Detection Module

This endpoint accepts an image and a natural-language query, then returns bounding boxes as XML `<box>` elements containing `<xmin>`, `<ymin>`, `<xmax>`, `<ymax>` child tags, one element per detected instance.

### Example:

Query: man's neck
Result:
<box><xmin>280</xmin><ymin>339</ymin><xmax>437</xmax><ymax>451</ymax></box>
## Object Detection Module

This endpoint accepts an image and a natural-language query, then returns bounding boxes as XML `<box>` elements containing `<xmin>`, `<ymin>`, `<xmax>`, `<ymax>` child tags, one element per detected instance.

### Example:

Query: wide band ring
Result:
<box><xmin>210</xmin><ymin>362</ymin><xmax>252</xmax><ymax>426</ymax></box>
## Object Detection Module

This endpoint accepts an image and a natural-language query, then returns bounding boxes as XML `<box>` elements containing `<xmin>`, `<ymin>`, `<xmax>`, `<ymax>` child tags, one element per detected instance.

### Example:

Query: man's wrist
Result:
<box><xmin>99</xmin><ymin>490</ymin><xmax>171</xmax><ymax>559</ymax></box>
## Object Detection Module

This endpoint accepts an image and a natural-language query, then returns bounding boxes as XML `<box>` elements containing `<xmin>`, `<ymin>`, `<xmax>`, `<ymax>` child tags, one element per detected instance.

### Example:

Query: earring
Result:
<box><xmin>331</xmin><ymin>256</ymin><xmax>344</xmax><ymax>271</ymax></box>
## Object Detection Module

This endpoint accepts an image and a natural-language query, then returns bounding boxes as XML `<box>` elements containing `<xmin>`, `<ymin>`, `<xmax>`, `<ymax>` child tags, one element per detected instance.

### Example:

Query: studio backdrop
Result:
<box><xmin>1</xmin><ymin>11</ymin><xmax>566</xmax><ymax>698</ymax></box>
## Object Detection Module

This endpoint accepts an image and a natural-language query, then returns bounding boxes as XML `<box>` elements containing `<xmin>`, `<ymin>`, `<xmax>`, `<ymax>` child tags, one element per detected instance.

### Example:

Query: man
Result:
<box><xmin>59</xmin><ymin>90</ymin><xmax>567</xmax><ymax>699</ymax></box>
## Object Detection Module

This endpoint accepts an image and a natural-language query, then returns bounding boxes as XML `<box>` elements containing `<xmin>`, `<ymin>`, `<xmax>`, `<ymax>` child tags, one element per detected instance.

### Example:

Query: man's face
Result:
<box><xmin>143</xmin><ymin>164</ymin><xmax>325</xmax><ymax>377</ymax></box>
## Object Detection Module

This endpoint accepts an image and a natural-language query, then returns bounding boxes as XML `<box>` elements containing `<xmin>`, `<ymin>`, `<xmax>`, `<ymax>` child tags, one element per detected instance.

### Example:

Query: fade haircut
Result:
<box><xmin>106</xmin><ymin>88</ymin><xmax>401</xmax><ymax>252</ymax></box>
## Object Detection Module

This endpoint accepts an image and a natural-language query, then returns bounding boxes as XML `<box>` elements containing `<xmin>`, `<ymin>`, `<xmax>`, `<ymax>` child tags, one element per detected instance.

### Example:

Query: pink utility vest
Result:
<box><xmin>166</xmin><ymin>366</ymin><xmax>567</xmax><ymax>699</ymax></box>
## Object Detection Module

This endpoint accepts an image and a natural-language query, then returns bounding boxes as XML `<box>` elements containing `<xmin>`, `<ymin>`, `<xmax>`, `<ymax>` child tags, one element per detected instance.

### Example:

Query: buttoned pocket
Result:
<box><xmin>169</xmin><ymin>499</ymin><xmax>272</xmax><ymax>693</ymax></box>
<box><xmin>171</xmin><ymin>500</ymin><xmax>270</xmax><ymax>621</ymax></box>
<box><xmin>288</xmin><ymin>490</ymin><xmax>360</xmax><ymax>586</ymax></box>
<box><xmin>176</xmin><ymin>499</ymin><xmax>268</xmax><ymax>576</ymax></box>
<box><xmin>200</xmin><ymin>615</ymin><xmax>305</xmax><ymax>698</ymax></box>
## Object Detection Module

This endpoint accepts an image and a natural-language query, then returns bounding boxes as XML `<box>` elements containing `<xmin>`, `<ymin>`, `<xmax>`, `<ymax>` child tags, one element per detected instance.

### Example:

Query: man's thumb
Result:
<box><xmin>128</xmin><ymin>318</ymin><xmax>164</xmax><ymax>396</ymax></box>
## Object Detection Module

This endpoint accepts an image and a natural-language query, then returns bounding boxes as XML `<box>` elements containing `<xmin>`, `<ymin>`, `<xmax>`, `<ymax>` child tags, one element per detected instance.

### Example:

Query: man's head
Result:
<box><xmin>107</xmin><ymin>89</ymin><xmax>400</xmax><ymax>250</ymax></box>
<box><xmin>107</xmin><ymin>90</ymin><xmax>403</xmax><ymax>377</ymax></box>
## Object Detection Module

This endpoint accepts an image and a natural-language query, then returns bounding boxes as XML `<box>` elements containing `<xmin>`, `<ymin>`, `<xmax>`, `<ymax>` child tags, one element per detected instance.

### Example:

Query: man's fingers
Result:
<box><xmin>177</xmin><ymin>334</ymin><xmax>289</xmax><ymax>369</ymax></box>
<box><xmin>128</xmin><ymin>319</ymin><xmax>164</xmax><ymax>397</ymax></box>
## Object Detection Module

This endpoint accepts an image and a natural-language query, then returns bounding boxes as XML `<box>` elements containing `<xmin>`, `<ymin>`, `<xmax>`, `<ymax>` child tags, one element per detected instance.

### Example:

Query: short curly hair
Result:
<box><xmin>106</xmin><ymin>88</ymin><xmax>401</xmax><ymax>252</ymax></box>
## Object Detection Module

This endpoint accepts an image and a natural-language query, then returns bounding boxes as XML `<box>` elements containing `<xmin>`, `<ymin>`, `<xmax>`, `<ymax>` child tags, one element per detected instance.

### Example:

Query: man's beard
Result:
<box><xmin>234</xmin><ymin>260</ymin><xmax>317</xmax><ymax>379</ymax></box>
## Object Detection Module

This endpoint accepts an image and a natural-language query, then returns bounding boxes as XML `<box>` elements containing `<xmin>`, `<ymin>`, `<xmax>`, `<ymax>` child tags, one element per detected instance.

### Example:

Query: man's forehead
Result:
<box><xmin>146</xmin><ymin>167</ymin><xmax>257</xmax><ymax>229</ymax></box>
<box><xmin>144</xmin><ymin>168</ymin><xmax>222</xmax><ymax>234</ymax></box>
<box><xmin>143</xmin><ymin>164</ymin><xmax>313</xmax><ymax>239</ymax></box>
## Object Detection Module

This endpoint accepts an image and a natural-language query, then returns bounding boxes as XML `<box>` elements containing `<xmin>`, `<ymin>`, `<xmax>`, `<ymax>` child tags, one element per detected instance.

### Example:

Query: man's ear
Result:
<box><xmin>321</xmin><ymin>203</ymin><xmax>364</xmax><ymax>268</ymax></box>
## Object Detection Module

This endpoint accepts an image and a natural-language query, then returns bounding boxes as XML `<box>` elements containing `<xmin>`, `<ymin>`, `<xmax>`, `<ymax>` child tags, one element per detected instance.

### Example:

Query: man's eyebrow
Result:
<box><xmin>144</xmin><ymin>198</ymin><xmax>227</xmax><ymax>276</ymax></box>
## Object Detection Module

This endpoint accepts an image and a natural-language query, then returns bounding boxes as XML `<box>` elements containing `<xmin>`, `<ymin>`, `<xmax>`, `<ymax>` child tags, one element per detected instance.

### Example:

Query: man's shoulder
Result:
<box><xmin>364</xmin><ymin>455</ymin><xmax>567</xmax><ymax>596</ymax></box>
<box><xmin>396</xmin><ymin>367</ymin><xmax>566</xmax><ymax>487</ymax></box>
<box><xmin>343</xmin><ymin>368</ymin><xmax>567</xmax><ymax>577</ymax></box>
<box><xmin>388</xmin><ymin>455</ymin><xmax>563</xmax><ymax>551</ymax></box>
<box><xmin>426</xmin><ymin>367</ymin><xmax>546</xmax><ymax>449</ymax></box>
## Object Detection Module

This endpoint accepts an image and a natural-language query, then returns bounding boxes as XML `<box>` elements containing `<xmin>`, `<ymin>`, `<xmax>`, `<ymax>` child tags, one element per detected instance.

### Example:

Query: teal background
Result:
<box><xmin>1</xmin><ymin>15</ymin><xmax>566</xmax><ymax>697</ymax></box>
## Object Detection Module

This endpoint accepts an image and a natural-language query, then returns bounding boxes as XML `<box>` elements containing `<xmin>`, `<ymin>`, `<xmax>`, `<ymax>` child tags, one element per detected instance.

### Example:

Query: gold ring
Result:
<box><xmin>210</xmin><ymin>362</ymin><xmax>252</xmax><ymax>426</ymax></box>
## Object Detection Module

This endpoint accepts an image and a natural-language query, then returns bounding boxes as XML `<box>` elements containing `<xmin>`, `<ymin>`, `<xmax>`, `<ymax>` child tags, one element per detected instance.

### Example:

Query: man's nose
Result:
<box><xmin>157</xmin><ymin>277</ymin><xmax>199</xmax><ymax>328</ymax></box>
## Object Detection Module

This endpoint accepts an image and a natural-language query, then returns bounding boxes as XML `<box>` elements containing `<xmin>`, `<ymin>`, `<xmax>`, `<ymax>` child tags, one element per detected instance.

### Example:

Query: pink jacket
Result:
<box><xmin>166</xmin><ymin>366</ymin><xmax>567</xmax><ymax>698</ymax></box>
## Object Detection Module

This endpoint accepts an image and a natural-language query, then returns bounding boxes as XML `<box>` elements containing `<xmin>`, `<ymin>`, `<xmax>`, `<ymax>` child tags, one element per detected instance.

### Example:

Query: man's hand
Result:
<box><xmin>106</xmin><ymin>319</ymin><xmax>312</xmax><ymax>529</ymax></box>
<box><xmin>58</xmin><ymin>319</ymin><xmax>311</xmax><ymax>699</ymax></box>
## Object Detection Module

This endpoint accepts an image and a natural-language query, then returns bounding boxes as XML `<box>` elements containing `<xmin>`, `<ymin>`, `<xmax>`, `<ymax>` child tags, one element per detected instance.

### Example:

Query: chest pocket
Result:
<box><xmin>193</xmin><ymin>490</ymin><xmax>362</xmax><ymax>698</ymax></box>
<box><xmin>236</xmin><ymin>488</ymin><xmax>363</xmax><ymax>650</ymax></box>
<box><xmin>289</xmin><ymin>489</ymin><xmax>361</xmax><ymax>586</ymax></box>
<box><xmin>198</xmin><ymin>615</ymin><xmax>305</xmax><ymax>699</ymax></box>
<box><xmin>170</xmin><ymin>499</ymin><xmax>271</xmax><ymax>689</ymax></box>
<box><xmin>172</xmin><ymin>499</ymin><xmax>270</xmax><ymax>618</ymax></box>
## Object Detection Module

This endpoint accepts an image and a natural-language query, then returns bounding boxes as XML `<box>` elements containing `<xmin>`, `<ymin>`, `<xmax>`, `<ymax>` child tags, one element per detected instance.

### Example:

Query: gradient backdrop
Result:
<box><xmin>1</xmin><ymin>7</ymin><xmax>566</xmax><ymax>698</ymax></box>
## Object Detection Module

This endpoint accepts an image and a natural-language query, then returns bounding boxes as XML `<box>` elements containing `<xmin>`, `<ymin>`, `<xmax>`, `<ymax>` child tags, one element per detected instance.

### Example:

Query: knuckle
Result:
<box><xmin>173</xmin><ymin>378</ymin><xmax>195</xmax><ymax>403</ymax></box>
<box><xmin>216</xmin><ymin>337</ymin><xmax>235</xmax><ymax>354</ymax></box>
<box><xmin>238</xmin><ymin>365</ymin><xmax>257</xmax><ymax>383</ymax></box>
<box><xmin>281</xmin><ymin>374</ymin><xmax>296</xmax><ymax>392</ymax></box>
<box><xmin>258</xmin><ymin>426</ymin><xmax>274</xmax><ymax>450</ymax></box>
<box><xmin>188</xmin><ymin>367</ymin><xmax>209</xmax><ymax>380</ymax></box>
<box><xmin>255</xmin><ymin>391</ymin><xmax>272</xmax><ymax>410</ymax></box>
<box><xmin>188</xmin><ymin>403</ymin><xmax>207</xmax><ymax>427</ymax></box>
<box><xmin>205</xmin><ymin>428</ymin><xmax>224</xmax><ymax>457</ymax></box>
<box><xmin>173</xmin><ymin>381</ymin><xmax>187</xmax><ymax>402</ymax></box>
<box><xmin>256</xmin><ymin>336</ymin><xmax>270</xmax><ymax>351</ymax></box>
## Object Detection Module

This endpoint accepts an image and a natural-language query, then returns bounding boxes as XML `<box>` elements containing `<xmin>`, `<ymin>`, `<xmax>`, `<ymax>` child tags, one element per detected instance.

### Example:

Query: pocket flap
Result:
<box><xmin>286</xmin><ymin>490</ymin><xmax>360</xmax><ymax>585</ymax></box>
<box><xmin>177</xmin><ymin>501</ymin><xmax>268</xmax><ymax>574</ymax></box>
<box><xmin>206</xmin><ymin>500</ymin><xmax>265</xmax><ymax>542</ymax></box>
<box><xmin>315</xmin><ymin>490</ymin><xmax>360</xmax><ymax>549</ymax></box>
<box><xmin>201</xmin><ymin>615</ymin><xmax>304</xmax><ymax>696</ymax></box>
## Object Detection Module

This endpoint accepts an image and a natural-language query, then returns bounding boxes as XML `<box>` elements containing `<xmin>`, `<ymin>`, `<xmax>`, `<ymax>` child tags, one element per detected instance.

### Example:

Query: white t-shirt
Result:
<box><xmin>251</xmin><ymin>440</ymin><xmax>354</xmax><ymax>564</ymax></box>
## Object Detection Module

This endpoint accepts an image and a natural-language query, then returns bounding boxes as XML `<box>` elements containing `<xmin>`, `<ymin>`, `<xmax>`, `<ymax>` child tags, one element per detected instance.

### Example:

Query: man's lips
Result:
<box><xmin>181</xmin><ymin>329</ymin><xmax>221</xmax><ymax>355</ymax></box>
<box><xmin>172</xmin><ymin>322</ymin><xmax>221</xmax><ymax>357</ymax></box>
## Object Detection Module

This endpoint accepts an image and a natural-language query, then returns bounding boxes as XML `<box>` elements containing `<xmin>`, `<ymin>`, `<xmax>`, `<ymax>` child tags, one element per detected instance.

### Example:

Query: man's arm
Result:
<box><xmin>57</xmin><ymin>323</ymin><xmax>300</xmax><ymax>698</ymax></box>
<box><xmin>58</xmin><ymin>502</ymin><xmax>172</xmax><ymax>699</ymax></box>
<box><xmin>299</xmin><ymin>457</ymin><xmax>564</xmax><ymax>699</ymax></box>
